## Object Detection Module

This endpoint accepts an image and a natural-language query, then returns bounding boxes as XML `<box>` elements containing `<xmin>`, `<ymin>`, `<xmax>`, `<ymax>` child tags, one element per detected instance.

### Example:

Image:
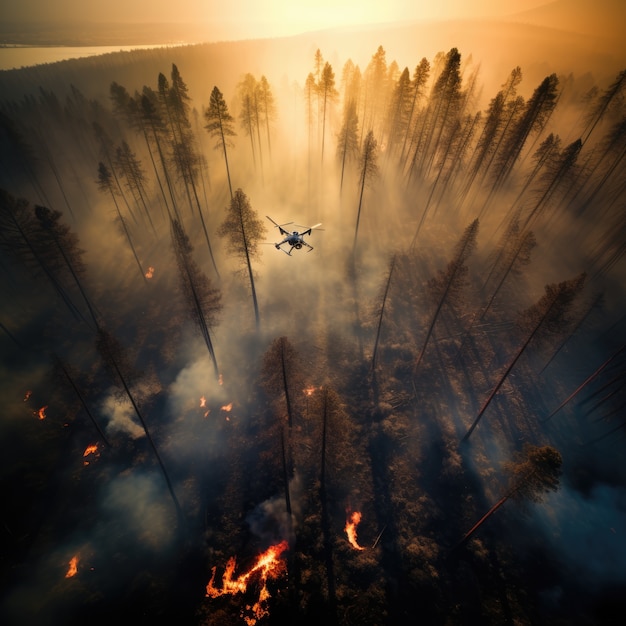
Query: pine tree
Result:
<box><xmin>455</xmin><ymin>445</ymin><xmax>562</xmax><ymax>548</ymax></box>
<box><xmin>218</xmin><ymin>188</ymin><xmax>267</xmax><ymax>329</ymax></box>
<box><xmin>205</xmin><ymin>86</ymin><xmax>236</xmax><ymax>200</ymax></box>
<box><xmin>319</xmin><ymin>62</ymin><xmax>338</xmax><ymax>163</ymax></box>
<box><xmin>257</xmin><ymin>75</ymin><xmax>277</xmax><ymax>159</ymax></box>
<box><xmin>336</xmin><ymin>99</ymin><xmax>360</xmax><ymax>194</ymax></box>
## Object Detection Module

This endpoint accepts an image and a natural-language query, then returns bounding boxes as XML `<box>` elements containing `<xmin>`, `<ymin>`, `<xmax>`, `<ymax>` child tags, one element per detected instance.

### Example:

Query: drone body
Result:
<box><xmin>266</xmin><ymin>216</ymin><xmax>322</xmax><ymax>255</ymax></box>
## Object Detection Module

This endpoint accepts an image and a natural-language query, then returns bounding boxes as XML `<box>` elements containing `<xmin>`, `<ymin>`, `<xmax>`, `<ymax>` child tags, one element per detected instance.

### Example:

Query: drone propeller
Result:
<box><xmin>294</xmin><ymin>222</ymin><xmax>324</xmax><ymax>231</ymax></box>
<box><xmin>266</xmin><ymin>215</ymin><xmax>293</xmax><ymax>229</ymax></box>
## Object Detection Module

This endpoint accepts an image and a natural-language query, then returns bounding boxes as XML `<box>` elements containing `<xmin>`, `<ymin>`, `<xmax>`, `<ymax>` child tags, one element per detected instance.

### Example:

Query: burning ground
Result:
<box><xmin>1</xmin><ymin>21</ymin><xmax>626</xmax><ymax>626</ymax></box>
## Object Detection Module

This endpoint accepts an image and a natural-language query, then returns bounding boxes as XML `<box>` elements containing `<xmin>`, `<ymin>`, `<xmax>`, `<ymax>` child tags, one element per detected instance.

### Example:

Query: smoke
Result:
<box><xmin>246</xmin><ymin>472</ymin><xmax>303</xmax><ymax>546</ymax></box>
<box><xmin>100</xmin><ymin>389</ymin><xmax>145</xmax><ymax>439</ymax></box>
<box><xmin>99</xmin><ymin>469</ymin><xmax>176</xmax><ymax>550</ymax></box>
<box><xmin>532</xmin><ymin>481</ymin><xmax>626</xmax><ymax>588</ymax></box>
<box><xmin>167</xmin><ymin>350</ymin><xmax>226</xmax><ymax>416</ymax></box>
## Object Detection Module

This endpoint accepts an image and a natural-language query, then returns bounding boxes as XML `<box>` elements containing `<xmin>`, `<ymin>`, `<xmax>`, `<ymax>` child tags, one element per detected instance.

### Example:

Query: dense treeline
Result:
<box><xmin>1</xmin><ymin>37</ymin><xmax>625</xmax><ymax>626</ymax></box>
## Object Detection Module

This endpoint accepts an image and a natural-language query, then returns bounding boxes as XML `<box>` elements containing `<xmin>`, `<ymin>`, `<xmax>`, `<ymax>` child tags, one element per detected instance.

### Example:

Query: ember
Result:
<box><xmin>23</xmin><ymin>390</ymin><xmax>32</xmax><ymax>402</ymax></box>
<box><xmin>345</xmin><ymin>511</ymin><xmax>366</xmax><ymax>550</ymax></box>
<box><xmin>206</xmin><ymin>540</ymin><xmax>288</xmax><ymax>625</ymax></box>
<box><xmin>34</xmin><ymin>406</ymin><xmax>48</xmax><ymax>420</ymax></box>
<box><xmin>200</xmin><ymin>395</ymin><xmax>207</xmax><ymax>408</ymax></box>
<box><xmin>145</xmin><ymin>266</ymin><xmax>155</xmax><ymax>279</ymax></box>
<box><xmin>221</xmin><ymin>402</ymin><xmax>233</xmax><ymax>412</ymax></box>
<box><xmin>65</xmin><ymin>555</ymin><xmax>79</xmax><ymax>578</ymax></box>
<box><xmin>83</xmin><ymin>444</ymin><xmax>99</xmax><ymax>466</ymax></box>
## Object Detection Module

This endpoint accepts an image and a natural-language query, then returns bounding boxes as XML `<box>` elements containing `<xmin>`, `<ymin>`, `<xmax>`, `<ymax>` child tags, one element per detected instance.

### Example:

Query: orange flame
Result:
<box><xmin>221</xmin><ymin>403</ymin><xmax>233</xmax><ymax>412</ymax></box>
<box><xmin>303</xmin><ymin>386</ymin><xmax>320</xmax><ymax>396</ymax></box>
<box><xmin>345</xmin><ymin>511</ymin><xmax>365</xmax><ymax>550</ymax></box>
<box><xmin>23</xmin><ymin>390</ymin><xmax>32</xmax><ymax>402</ymax></box>
<box><xmin>200</xmin><ymin>396</ymin><xmax>207</xmax><ymax>408</ymax></box>
<box><xmin>83</xmin><ymin>444</ymin><xmax>99</xmax><ymax>466</ymax></box>
<box><xmin>218</xmin><ymin>374</ymin><xmax>224</xmax><ymax>386</ymax></box>
<box><xmin>206</xmin><ymin>540</ymin><xmax>288</xmax><ymax>625</ymax></box>
<box><xmin>34</xmin><ymin>406</ymin><xmax>48</xmax><ymax>420</ymax></box>
<box><xmin>65</xmin><ymin>555</ymin><xmax>79</xmax><ymax>578</ymax></box>
<box><xmin>145</xmin><ymin>266</ymin><xmax>155</xmax><ymax>279</ymax></box>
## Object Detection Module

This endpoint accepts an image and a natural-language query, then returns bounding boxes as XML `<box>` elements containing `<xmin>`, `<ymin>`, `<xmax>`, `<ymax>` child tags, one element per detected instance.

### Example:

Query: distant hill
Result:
<box><xmin>0</xmin><ymin>16</ymin><xmax>623</xmax><ymax>108</ymax></box>
<box><xmin>507</xmin><ymin>0</ymin><xmax>626</xmax><ymax>42</ymax></box>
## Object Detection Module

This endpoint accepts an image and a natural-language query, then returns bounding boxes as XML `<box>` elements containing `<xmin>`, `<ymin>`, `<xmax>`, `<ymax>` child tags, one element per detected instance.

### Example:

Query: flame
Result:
<box><xmin>200</xmin><ymin>396</ymin><xmax>207</xmax><ymax>408</ymax></box>
<box><xmin>345</xmin><ymin>511</ymin><xmax>366</xmax><ymax>550</ymax></box>
<box><xmin>303</xmin><ymin>387</ymin><xmax>317</xmax><ymax>396</ymax></box>
<box><xmin>145</xmin><ymin>266</ymin><xmax>155</xmax><ymax>279</ymax></box>
<box><xmin>206</xmin><ymin>540</ymin><xmax>288</xmax><ymax>625</ymax></box>
<box><xmin>34</xmin><ymin>406</ymin><xmax>48</xmax><ymax>420</ymax></box>
<box><xmin>221</xmin><ymin>402</ymin><xmax>233</xmax><ymax>412</ymax></box>
<box><xmin>219</xmin><ymin>374</ymin><xmax>224</xmax><ymax>386</ymax></box>
<box><xmin>83</xmin><ymin>443</ymin><xmax>100</xmax><ymax>466</ymax></box>
<box><xmin>23</xmin><ymin>390</ymin><xmax>32</xmax><ymax>402</ymax></box>
<box><xmin>65</xmin><ymin>555</ymin><xmax>79</xmax><ymax>578</ymax></box>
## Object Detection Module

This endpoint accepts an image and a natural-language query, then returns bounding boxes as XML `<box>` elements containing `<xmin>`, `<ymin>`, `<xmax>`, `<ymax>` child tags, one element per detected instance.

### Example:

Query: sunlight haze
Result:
<box><xmin>2</xmin><ymin>0</ymin><xmax>562</xmax><ymax>40</ymax></box>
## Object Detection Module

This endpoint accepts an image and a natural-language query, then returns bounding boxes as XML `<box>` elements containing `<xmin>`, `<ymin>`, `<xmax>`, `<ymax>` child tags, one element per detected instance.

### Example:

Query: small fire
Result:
<box><xmin>200</xmin><ymin>396</ymin><xmax>207</xmax><ymax>408</ymax></box>
<box><xmin>145</xmin><ymin>266</ymin><xmax>155</xmax><ymax>279</ymax></box>
<box><xmin>34</xmin><ymin>406</ymin><xmax>48</xmax><ymax>420</ymax></box>
<box><xmin>65</xmin><ymin>555</ymin><xmax>79</xmax><ymax>578</ymax></box>
<box><xmin>83</xmin><ymin>443</ymin><xmax>100</xmax><ymax>466</ymax></box>
<box><xmin>221</xmin><ymin>403</ymin><xmax>233</xmax><ymax>412</ymax></box>
<box><xmin>23</xmin><ymin>390</ymin><xmax>32</xmax><ymax>402</ymax></box>
<box><xmin>218</xmin><ymin>374</ymin><xmax>224</xmax><ymax>386</ymax></box>
<box><xmin>206</xmin><ymin>540</ymin><xmax>288</xmax><ymax>625</ymax></box>
<box><xmin>303</xmin><ymin>386</ymin><xmax>321</xmax><ymax>396</ymax></box>
<box><xmin>345</xmin><ymin>511</ymin><xmax>366</xmax><ymax>551</ymax></box>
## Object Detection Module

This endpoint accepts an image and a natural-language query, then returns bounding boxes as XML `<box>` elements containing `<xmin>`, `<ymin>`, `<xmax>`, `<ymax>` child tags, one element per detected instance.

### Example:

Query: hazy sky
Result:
<box><xmin>3</xmin><ymin>1</ymin><xmax>550</xmax><ymax>37</ymax></box>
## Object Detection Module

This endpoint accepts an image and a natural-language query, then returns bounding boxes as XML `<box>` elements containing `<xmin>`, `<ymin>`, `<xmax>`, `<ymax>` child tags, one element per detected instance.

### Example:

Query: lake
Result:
<box><xmin>0</xmin><ymin>44</ymin><xmax>188</xmax><ymax>71</ymax></box>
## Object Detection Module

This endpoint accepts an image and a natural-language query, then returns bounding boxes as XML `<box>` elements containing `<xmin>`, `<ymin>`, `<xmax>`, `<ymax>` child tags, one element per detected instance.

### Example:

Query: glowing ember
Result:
<box><xmin>303</xmin><ymin>387</ymin><xmax>318</xmax><ymax>396</ymax></box>
<box><xmin>34</xmin><ymin>406</ymin><xmax>48</xmax><ymax>420</ymax></box>
<box><xmin>200</xmin><ymin>395</ymin><xmax>207</xmax><ymax>408</ymax></box>
<box><xmin>23</xmin><ymin>390</ymin><xmax>32</xmax><ymax>402</ymax></box>
<box><xmin>83</xmin><ymin>444</ymin><xmax>100</xmax><ymax>466</ymax></box>
<box><xmin>221</xmin><ymin>402</ymin><xmax>233</xmax><ymax>412</ymax></box>
<box><xmin>345</xmin><ymin>511</ymin><xmax>366</xmax><ymax>550</ymax></box>
<box><xmin>218</xmin><ymin>374</ymin><xmax>224</xmax><ymax>386</ymax></box>
<box><xmin>65</xmin><ymin>555</ymin><xmax>79</xmax><ymax>578</ymax></box>
<box><xmin>206</xmin><ymin>540</ymin><xmax>288</xmax><ymax>625</ymax></box>
<box><xmin>145</xmin><ymin>266</ymin><xmax>155</xmax><ymax>279</ymax></box>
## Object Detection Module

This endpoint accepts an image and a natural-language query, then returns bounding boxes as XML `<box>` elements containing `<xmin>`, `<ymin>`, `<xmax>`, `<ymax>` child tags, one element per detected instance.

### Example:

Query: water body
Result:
<box><xmin>0</xmin><ymin>44</ymin><xmax>186</xmax><ymax>71</ymax></box>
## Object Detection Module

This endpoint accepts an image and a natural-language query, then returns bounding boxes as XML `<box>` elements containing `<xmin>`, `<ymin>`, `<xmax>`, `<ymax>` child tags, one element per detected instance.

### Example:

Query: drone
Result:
<box><xmin>266</xmin><ymin>216</ymin><xmax>323</xmax><ymax>255</ymax></box>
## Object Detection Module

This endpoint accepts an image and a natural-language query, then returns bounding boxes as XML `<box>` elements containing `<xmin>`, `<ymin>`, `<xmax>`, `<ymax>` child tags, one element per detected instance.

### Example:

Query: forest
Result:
<box><xmin>1</xmin><ymin>31</ymin><xmax>626</xmax><ymax>626</ymax></box>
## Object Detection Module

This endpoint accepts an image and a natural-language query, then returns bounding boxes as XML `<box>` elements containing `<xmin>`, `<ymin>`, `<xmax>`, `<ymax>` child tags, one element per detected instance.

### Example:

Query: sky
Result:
<box><xmin>1</xmin><ymin>0</ymin><xmax>551</xmax><ymax>39</ymax></box>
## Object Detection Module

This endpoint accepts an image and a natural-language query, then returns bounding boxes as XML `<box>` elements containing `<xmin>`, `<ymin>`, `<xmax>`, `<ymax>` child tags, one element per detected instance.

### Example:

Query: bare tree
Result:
<box><xmin>97</xmin><ymin>161</ymin><xmax>147</xmax><ymax>283</ymax></box>
<box><xmin>261</xmin><ymin>336</ymin><xmax>303</xmax><ymax>430</ymax></box>
<box><xmin>96</xmin><ymin>328</ymin><xmax>185</xmax><ymax>528</ymax></box>
<box><xmin>170</xmin><ymin>219</ymin><xmax>222</xmax><ymax>379</ymax></box>
<box><xmin>372</xmin><ymin>254</ymin><xmax>397</xmax><ymax>372</ymax></box>
<box><xmin>463</xmin><ymin>272</ymin><xmax>587</xmax><ymax>441</ymax></box>
<box><xmin>353</xmin><ymin>129</ymin><xmax>379</xmax><ymax>254</ymax></box>
<box><xmin>414</xmin><ymin>219</ymin><xmax>479</xmax><ymax>376</ymax></box>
